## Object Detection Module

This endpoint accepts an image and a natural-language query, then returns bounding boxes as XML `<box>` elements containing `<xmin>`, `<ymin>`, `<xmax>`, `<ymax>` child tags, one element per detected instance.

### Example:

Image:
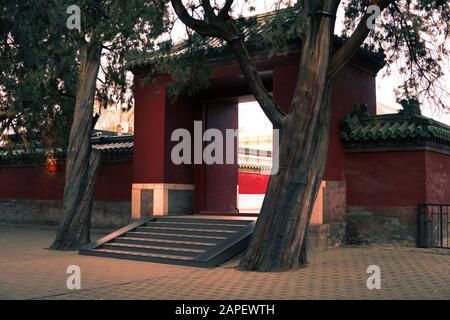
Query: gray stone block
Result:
<box><xmin>140</xmin><ymin>189</ymin><xmax>154</xmax><ymax>216</ymax></box>
<box><xmin>168</xmin><ymin>189</ymin><xmax>194</xmax><ymax>215</ymax></box>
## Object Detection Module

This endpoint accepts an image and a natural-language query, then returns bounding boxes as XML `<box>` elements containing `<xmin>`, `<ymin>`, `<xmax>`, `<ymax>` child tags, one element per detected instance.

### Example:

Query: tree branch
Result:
<box><xmin>202</xmin><ymin>0</ymin><xmax>215</xmax><ymax>19</ymax></box>
<box><xmin>170</xmin><ymin>0</ymin><xmax>285</xmax><ymax>127</ymax></box>
<box><xmin>228</xmin><ymin>35</ymin><xmax>286</xmax><ymax>127</ymax></box>
<box><xmin>327</xmin><ymin>0</ymin><xmax>394</xmax><ymax>79</ymax></box>
<box><xmin>218</xmin><ymin>0</ymin><xmax>234</xmax><ymax>19</ymax></box>
<box><xmin>171</xmin><ymin>0</ymin><xmax>227</xmax><ymax>38</ymax></box>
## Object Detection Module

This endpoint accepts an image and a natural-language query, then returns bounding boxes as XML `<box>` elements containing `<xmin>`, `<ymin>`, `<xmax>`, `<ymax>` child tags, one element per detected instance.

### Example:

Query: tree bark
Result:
<box><xmin>50</xmin><ymin>42</ymin><xmax>102</xmax><ymax>251</ymax></box>
<box><xmin>239</xmin><ymin>0</ymin><xmax>337</xmax><ymax>271</ymax></box>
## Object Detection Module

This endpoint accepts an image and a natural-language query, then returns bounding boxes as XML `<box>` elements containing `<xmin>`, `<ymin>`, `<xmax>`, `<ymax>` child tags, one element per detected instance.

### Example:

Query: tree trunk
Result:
<box><xmin>239</xmin><ymin>0</ymin><xmax>337</xmax><ymax>271</ymax></box>
<box><xmin>50</xmin><ymin>42</ymin><xmax>102</xmax><ymax>250</ymax></box>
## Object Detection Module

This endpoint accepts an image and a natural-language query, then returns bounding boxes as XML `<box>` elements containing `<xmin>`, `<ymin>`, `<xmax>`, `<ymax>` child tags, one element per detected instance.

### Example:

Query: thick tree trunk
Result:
<box><xmin>239</xmin><ymin>0</ymin><xmax>337</xmax><ymax>271</ymax></box>
<box><xmin>50</xmin><ymin>42</ymin><xmax>102</xmax><ymax>251</ymax></box>
<box><xmin>172</xmin><ymin>0</ymin><xmax>384</xmax><ymax>272</ymax></box>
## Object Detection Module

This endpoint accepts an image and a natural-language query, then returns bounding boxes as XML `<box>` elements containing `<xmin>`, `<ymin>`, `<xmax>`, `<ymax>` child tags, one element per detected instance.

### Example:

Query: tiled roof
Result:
<box><xmin>0</xmin><ymin>135</ymin><xmax>276</xmax><ymax>170</ymax></box>
<box><xmin>340</xmin><ymin>103</ymin><xmax>450</xmax><ymax>148</ymax></box>
<box><xmin>0</xmin><ymin>146</ymin><xmax>65</xmax><ymax>163</ymax></box>
<box><xmin>129</xmin><ymin>8</ymin><xmax>385</xmax><ymax>73</ymax></box>
<box><xmin>238</xmin><ymin>156</ymin><xmax>272</xmax><ymax>171</ymax></box>
<box><xmin>92</xmin><ymin>135</ymin><xmax>133</xmax><ymax>156</ymax></box>
<box><xmin>237</xmin><ymin>147</ymin><xmax>273</xmax><ymax>171</ymax></box>
<box><xmin>0</xmin><ymin>135</ymin><xmax>134</xmax><ymax>164</ymax></box>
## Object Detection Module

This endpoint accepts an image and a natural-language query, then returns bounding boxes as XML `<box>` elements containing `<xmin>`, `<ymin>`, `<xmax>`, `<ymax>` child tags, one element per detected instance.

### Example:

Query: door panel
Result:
<box><xmin>203</xmin><ymin>100</ymin><xmax>238</xmax><ymax>213</ymax></box>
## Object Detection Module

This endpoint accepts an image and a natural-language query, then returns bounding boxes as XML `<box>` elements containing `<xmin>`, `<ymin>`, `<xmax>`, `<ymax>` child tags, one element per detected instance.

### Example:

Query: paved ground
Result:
<box><xmin>0</xmin><ymin>225</ymin><xmax>449</xmax><ymax>300</ymax></box>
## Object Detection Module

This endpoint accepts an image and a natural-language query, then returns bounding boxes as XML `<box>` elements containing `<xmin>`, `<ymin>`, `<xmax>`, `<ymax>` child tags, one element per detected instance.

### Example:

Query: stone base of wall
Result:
<box><xmin>345</xmin><ymin>206</ymin><xmax>417</xmax><ymax>246</ymax></box>
<box><xmin>307</xmin><ymin>222</ymin><xmax>346</xmax><ymax>252</ymax></box>
<box><xmin>0</xmin><ymin>200</ymin><xmax>131</xmax><ymax>229</ymax></box>
<box><xmin>304</xmin><ymin>179</ymin><xmax>347</xmax><ymax>252</ymax></box>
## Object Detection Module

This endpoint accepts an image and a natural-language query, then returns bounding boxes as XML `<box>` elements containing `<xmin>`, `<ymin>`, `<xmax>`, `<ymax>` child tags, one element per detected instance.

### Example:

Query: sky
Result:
<box><xmin>239</xmin><ymin>102</ymin><xmax>273</xmax><ymax>135</ymax></box>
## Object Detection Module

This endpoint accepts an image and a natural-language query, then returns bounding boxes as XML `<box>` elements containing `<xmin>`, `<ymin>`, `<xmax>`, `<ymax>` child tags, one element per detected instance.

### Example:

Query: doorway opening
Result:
<box><xmin>238</xmin><ymin>100</ymin><xmax>273</xmax><ymax>214</ymax></box>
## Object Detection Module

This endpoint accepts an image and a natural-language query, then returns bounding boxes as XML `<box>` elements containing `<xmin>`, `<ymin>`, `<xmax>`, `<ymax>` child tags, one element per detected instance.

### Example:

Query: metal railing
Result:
<box><xmin>418</xmin><ymin>204</ymin><xmax>450</xmax><ymax>248</ymax></box>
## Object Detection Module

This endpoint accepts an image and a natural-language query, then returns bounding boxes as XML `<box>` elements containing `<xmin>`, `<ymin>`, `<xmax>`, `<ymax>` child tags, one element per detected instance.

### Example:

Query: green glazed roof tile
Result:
<box><xmin>341</xmin><ymin>104</ymin><xmax>450</xmax><ymax>147</ymax></box>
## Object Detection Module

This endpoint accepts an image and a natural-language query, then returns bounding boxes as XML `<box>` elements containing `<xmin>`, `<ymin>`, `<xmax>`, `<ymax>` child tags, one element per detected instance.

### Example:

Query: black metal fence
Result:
<box><xmin>418</xmin><ymin>204</ymin><xmax>449</xmax><ymax>248</ymax></box>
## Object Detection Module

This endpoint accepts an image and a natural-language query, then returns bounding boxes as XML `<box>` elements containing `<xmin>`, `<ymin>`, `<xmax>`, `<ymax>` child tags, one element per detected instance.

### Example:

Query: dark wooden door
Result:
<box><xmin>203</xmin><ymin>99</ymin><xmax>238</xmax><ymax>213</ymax></box>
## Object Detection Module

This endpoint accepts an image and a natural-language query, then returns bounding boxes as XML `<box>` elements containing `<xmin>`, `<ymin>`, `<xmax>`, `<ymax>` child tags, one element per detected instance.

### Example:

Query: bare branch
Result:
<box><xmin>97</xmin><ymin>77</ymin><xmax>106</xmax><ymax>85</ymax></box>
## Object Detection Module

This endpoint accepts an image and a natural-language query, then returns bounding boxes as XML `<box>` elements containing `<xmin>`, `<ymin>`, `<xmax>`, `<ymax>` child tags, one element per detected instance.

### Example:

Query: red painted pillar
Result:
<box><xmin>133</xmin><ymin>76</ymin><xmax>167</xmax><ymax>184</ymax></box>
<box><xmin>132</xmin><ymin>75</ymin><xmax>195</xmax><ymax>218</ymax></box>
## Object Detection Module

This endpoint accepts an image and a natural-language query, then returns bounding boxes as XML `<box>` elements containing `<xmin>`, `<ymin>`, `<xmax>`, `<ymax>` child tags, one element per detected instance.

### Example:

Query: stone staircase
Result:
<box><xmin>80</xmin><ymin>216</ymin><xmax>256</xmax><ymax>267</ymax></box>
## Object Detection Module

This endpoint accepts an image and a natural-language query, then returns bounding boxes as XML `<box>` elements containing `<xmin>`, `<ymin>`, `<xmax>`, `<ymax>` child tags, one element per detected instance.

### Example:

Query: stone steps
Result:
<box><xmin>80</xmin><ymin>215</ymin><xmax>256</xmax><ymax>267</ymax></box>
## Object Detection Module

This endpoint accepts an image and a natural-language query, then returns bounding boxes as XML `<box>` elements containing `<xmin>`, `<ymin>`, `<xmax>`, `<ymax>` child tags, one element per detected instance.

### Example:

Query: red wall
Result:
<box><xmin>0</xmin><ymin>164</ymin><xmax>65</xmax><ymax>200</ymax></box>
<box><xmin>133</xmin><ymin>77</ymin><xmax>167</xmax><ymax>183</ymax></box>
<box><xmin>273</xmin><ymin>61</ymin><xmax>377</xmax><ymax>182</ymax></box>
<box><xmin>94</xmin><ymin>161</ymin><xmax>133</xmax><ymax>201</ymax></box>
<box><xmin>326</xmin><ymin>65</ymin><xmax>377</xmax><ymax>181</ymax></box>
<box><xmin>0</xmin><ymin>161</ymin><xmax>132</xmax><ymax>202</ymax></box>
<box><xmin>345</xmin><ymin>151</ymin><xmax>426</xmax><ymax>206</ymax></box>
<box><xmin>133</xmin><ymin>53</ymin><xmax>379</xmax><ymax>213</ymax></box>
<box><xmin>164</xmin><ymin>95</ymin><xmax>196</xmax><ymax>184</ymax></box>
<box><xmin>133</xmin><ymin>76</ymin><xmax>198</xmax><ymax>185</ymax></box>
<box><xmin>272</xmin><ymin>63</ymin><xmax>298</xmax><ymax>113</ymax></box>
<box><xmin>238</xmin><ymin>172</ymin><xmax>269</xmax><ymax>194</ymax></box>
<box><xmin>134</xmin><ymin>54</ymin><xmax>378</xmax><ymax>189</ymax></box>
<box><xmin>425</xmin><ymin>151</ymin><xmax>450</xmax><ymax>204</ymax></box>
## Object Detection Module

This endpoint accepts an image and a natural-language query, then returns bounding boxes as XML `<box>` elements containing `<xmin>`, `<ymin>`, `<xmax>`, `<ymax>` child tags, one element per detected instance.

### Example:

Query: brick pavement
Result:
<box><xmin>0</xmin><ymin>225</ymin><xmax>449</xmax><ymax>300</ymax></box>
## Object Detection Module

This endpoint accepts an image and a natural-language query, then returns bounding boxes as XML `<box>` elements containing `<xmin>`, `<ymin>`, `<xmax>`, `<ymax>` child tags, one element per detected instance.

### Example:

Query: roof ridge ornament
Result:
<box><xmin>399</xmin><ymin>99</ymin><xmax>422</xmax><ymax>116</ymax></box>
<box><xmin>351</xmin><ymin>103</ymin><xmax>370</xmax><ymax>117</ymax></box>
<box><xmin>343</xmin><ymin>104</ymin><xmax>370</xmax><ymax>130</ymax></box>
